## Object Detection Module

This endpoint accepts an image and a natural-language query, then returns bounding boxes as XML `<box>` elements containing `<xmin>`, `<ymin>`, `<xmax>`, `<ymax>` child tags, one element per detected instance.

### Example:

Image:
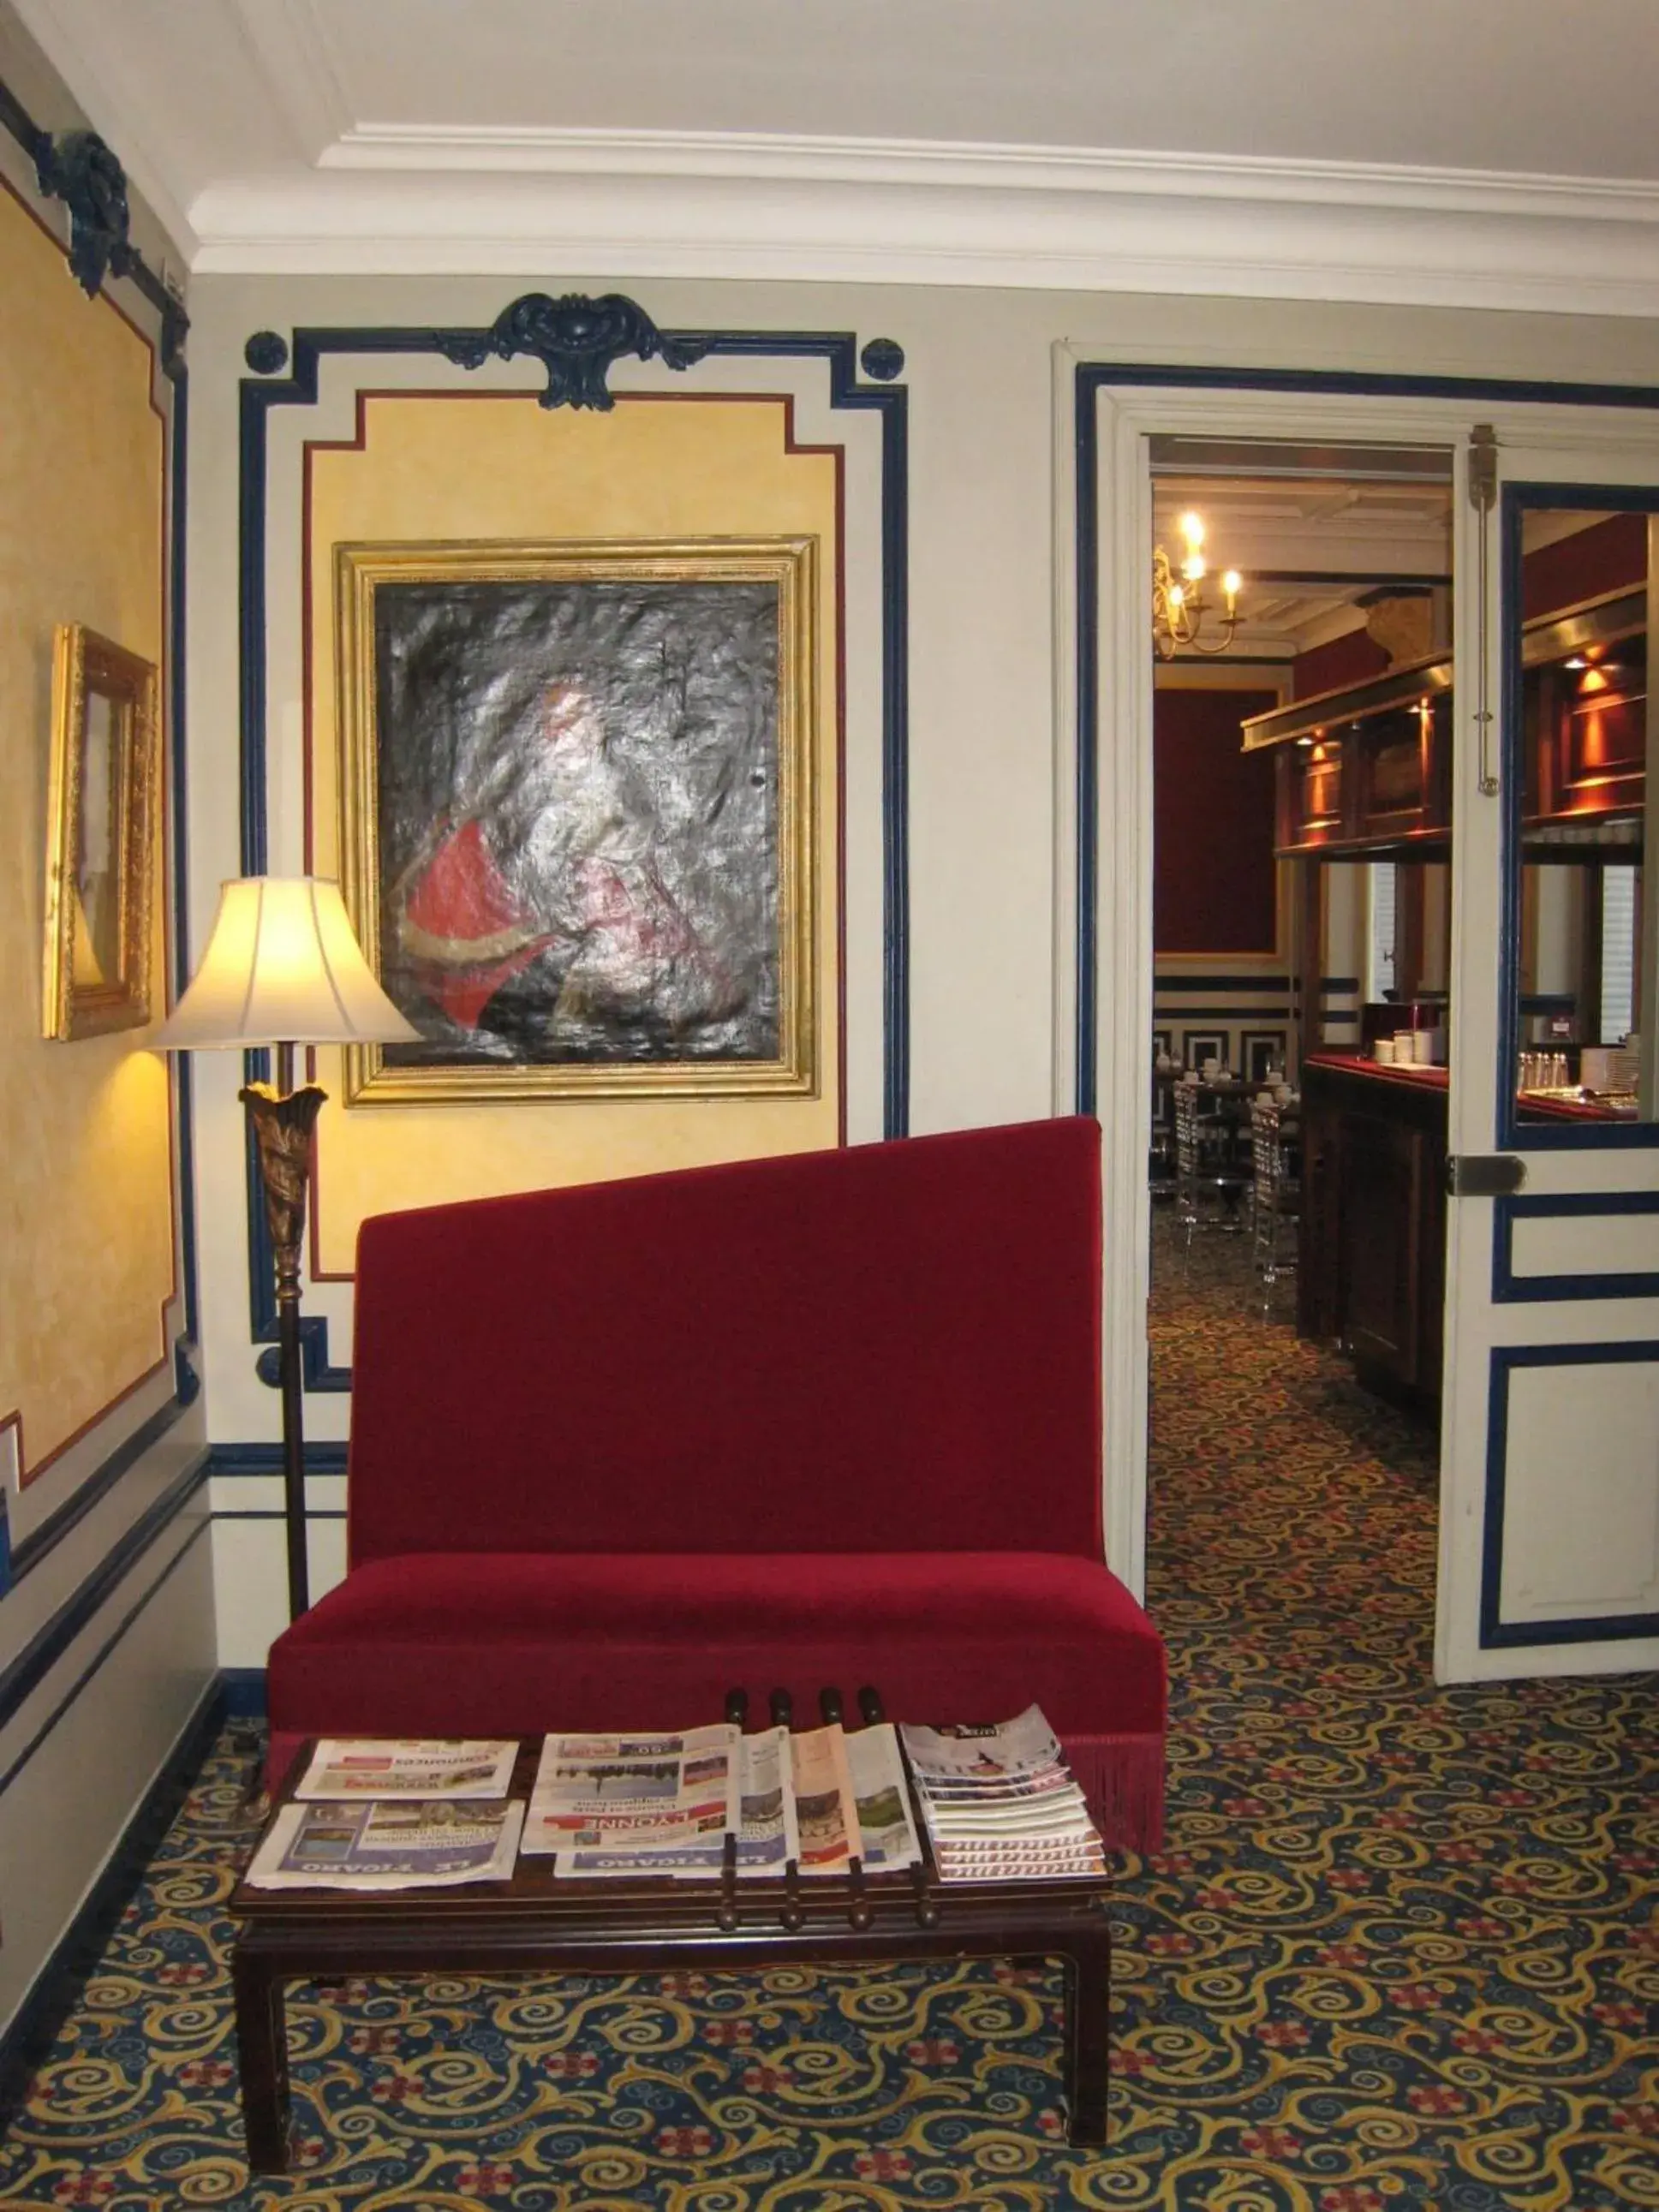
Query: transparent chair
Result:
<box><xmin>1174</xmin><ymin>1078</ymin><xmax>1250</xmax><ymax>1252</ymax></box>
<box><xmin>1249</xmin><ymin>1098</ymin><xmax>1301</xmax><ymax>1312</ymax></box>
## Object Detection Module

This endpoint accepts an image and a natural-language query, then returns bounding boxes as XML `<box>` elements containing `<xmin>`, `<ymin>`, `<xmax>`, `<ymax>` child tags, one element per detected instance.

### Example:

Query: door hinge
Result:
<box><xmin>1469</xmin><ymin>423</ymin><xmax>1498</xmax><ymax>514</ymax></box>
<box><xmin>1445</xmin><ymin>1153</ymin><xmax>1527</xmax><ymax>1198</ymax></box>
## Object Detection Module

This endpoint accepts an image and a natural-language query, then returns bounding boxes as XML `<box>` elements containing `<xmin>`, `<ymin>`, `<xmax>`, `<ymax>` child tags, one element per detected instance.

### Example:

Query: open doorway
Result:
<box><xmin>1148</xmin><ymin>432</ymin><xmax>1456</xmax><ymax>1286</ymax></box>
<box><xmin>1145</xmin><ymin>436</ymin><xmax>1458</xmax><ymax>1609</ymax></box>
<box><xmin>1143</xmin><ymin>436</ymin><xmax>1652</xmax><ymax>1604</ymax></box>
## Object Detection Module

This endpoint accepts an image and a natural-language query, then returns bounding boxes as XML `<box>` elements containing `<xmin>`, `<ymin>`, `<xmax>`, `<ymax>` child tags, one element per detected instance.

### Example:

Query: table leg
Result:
<box><xmin>232</xmin><ymin>1947</ymin><xmax>292</xmax><ymax>2174</ymax></box>
<box><xmin>1060</xmin><ymin>1920</ymin><xmax>1113</xmax><ymax>2148</ymax></box>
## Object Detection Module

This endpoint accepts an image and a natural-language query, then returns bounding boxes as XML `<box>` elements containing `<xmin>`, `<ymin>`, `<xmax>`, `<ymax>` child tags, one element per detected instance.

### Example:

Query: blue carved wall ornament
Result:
<box><xmin>0</xmin><ymin>76</ymin><xmax>188</xmax><ymax>376</ymax></box>
<box><xmin>433</xmin><ymin>290</ymin><xmax>710</xmax><ymax>410</ymax></box>
<box><xmin>34</xmin><ymin>128</ymin><xmax>132</xmax><ymax>297</ymax></box>
<box><xmin>244</xmin><ymin>331</ymin><xmax>289</xmax><ymax>376</ymax></box>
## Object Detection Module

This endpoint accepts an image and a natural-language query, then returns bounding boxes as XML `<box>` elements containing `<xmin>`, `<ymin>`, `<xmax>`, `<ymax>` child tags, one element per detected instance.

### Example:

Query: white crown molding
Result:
<box><xmin>317</xmin><ymin>127</ymin><xmax>1659</xmax><ymax>224</ymax></box>
<box><xmin>231</xmin><ymin>0</ymin><xmax>357</xmax><ymax>165</ymax></box>
<box><xmin>186</xmin><ymin>150</ymin><xmax>1659</xmax><ymax>318</ymax></box>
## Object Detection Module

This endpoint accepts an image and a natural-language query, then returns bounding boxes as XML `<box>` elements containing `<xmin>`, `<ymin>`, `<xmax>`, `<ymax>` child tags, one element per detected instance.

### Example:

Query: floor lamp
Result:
<box><xmin>154</xmin><ymin>877</ymin><xmax>418</xmax><ymax>1620</ymax></box>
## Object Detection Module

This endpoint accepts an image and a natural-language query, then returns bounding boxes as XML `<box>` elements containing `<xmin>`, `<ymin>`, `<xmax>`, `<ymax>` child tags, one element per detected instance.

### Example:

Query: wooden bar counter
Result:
<box><xmin>1298</xmin><ymin>1051</ymin><xmax>1448</xmax><ymax>1416</ymax></box>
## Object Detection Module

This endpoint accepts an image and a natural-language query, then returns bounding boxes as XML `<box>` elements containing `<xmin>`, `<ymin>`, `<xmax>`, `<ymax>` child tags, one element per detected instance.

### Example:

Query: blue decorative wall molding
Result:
<box><xmin>433</xmin><ymin>290</ymin><xmax>709</xmax><ymax>410</ymax></box>
<box><xmin>1492</xmin><ymin>1192</ymin><xmax>1659</xmax><ymax>1304</ymax></box>
<box><xmin>0</xmin><ymin>1674</ymin><xmax>228</xmax><ymax>2128</ymax></box>
<box><xmin>0</xmin><ymin>1452</ymin><xmax>209</xmax><ymax>1736</ymax></box>
<box><xmin>1481</xmin><ymin>1340</ymin><xmax>1659</xmax><ymax>1646</ymax></box>
<box><xmin>0</xmin><ymin>75</ymin><xmax>187</xmax><ymax>374</ymax></box>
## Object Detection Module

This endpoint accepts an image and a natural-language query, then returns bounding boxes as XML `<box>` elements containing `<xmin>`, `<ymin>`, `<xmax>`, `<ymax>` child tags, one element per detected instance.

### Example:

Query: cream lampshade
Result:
<box><xmin>155</xmin><ymin>877</ymin><xmax>416</xmax><ymax>1622</ymax></box>
<box><xmin>153</xmin><ymin>875</ymin><xmax>418</xmax><ymax>1051</ymax></box>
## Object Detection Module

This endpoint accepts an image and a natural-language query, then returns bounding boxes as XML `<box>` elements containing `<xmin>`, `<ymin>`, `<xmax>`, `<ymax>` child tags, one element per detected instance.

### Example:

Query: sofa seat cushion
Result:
<box><xmin>272</xmin><ymin>1547</ymin><xmax>1163</xmax><ymax>1733</ymax></box>
<box><xmin>267</xmin><ymin>1549</ymin><xmax>1167</xmax><ymax>1847</ymax></box>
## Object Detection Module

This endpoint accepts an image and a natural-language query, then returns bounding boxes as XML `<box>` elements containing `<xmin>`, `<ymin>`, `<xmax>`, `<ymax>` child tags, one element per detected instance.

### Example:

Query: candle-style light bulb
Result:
<box><xmin>1222</xmin><ymin>569</ymin><xmax>1241</xmax><ymax>608</ymax></box>
<box><xmin>1168</xmin><ymin>583</ymin><xmax>1185</xmax><ymax>611</ymax></box>
<box><xmin>1179</xmin><ymin>511</ymin><xmax>1205</xmax><ymax>550</ymax></box>
<box><xmin>1183</xmin><ymin>554</ymin><xmax>1206</xmax><ymax>583</ymax></box>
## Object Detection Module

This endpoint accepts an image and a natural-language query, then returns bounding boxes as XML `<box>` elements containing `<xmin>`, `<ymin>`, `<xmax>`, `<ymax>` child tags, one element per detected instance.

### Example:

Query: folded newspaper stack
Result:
<box><xmin>898</xmin><ymin>1705</ymin><xmax>1108</xmax><ymax>1881</ymax></box>
<box><xmin>792</xmin><ymin>1720</ymin><xmax>922</xmax><ymax>1877</ymax></box>
<box><xmin>522</xmin><ymin>1724</ymin><xmax>741</xmax><ymax>1877</ymax></box>
<box><xmin>247</xmin><ymin>1739</ymin><xmax>524</xmax><ymax>1890</ymax></box>
<box><xmin>520</xmin><ymin>1720</ymin><xmax>922</xmax><ymax>1881</ymax></box>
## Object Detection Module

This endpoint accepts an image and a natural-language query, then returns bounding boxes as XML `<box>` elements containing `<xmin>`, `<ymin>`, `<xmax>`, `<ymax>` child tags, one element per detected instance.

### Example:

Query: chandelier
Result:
<box><xmin>1152</xmin><ymin>510</ymin><xmax>1242</xmax><ymax>659</ymax></box>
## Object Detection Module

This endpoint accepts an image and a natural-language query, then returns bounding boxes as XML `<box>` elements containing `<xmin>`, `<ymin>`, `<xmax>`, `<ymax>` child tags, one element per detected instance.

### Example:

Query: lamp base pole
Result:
<box><xmin>274</xmin><ymin>1281</ymin><xmax>308</xmax><ymax>1620</ymax></box>
<box><xmin>241</xmin><ymin>1075</ymin><xmax>329</xmax><ymax>1624</ymax></box>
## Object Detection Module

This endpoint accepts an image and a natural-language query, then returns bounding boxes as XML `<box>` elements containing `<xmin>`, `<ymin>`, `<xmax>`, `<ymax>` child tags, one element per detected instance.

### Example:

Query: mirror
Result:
<box><xmin>1506</xmin><ymin>503</ymin><xmax>1653</xmax><ymax>1129</ymax></box>
<box><xmin>41</xmin><ymin>623</ymin><xmax>158</xmax><ymax>1041</ymax></box>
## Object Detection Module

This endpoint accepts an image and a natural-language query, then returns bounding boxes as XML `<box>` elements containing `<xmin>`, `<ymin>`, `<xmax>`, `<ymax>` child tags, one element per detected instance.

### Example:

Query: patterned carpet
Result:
<box><xmin>0</xmin><ymin>1220</ymin><xmax>1652</xmax><ymax>2209</ymax></box>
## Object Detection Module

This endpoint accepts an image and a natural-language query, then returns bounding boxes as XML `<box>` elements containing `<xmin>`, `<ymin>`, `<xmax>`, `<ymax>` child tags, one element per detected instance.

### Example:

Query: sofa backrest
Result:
<box><xmin>347</xmin><ymin>1116</ymin><xmax>1105</xmax><ymax>1565</ymax></box>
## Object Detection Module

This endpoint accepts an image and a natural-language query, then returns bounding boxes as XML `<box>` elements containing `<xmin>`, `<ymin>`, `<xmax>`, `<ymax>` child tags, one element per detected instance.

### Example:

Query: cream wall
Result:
<box><xmin>0</xmin><ymin>178</ymin><xmax>174</xmax><ymax>1482</ymax></box>
<box><xmin>183</xmin><ymin>272</ymin><xmax>1659</xmax><ymax>1652</ymax></box>
<box><xmin>0</xmin><ymin>24</ymin><xmax>215</xmax><ymax>2054</ymax></box>
<box><xmin>307</xmin><ymin>391</ymin><xmax>842</xmax><ymax>1267</ymax></box>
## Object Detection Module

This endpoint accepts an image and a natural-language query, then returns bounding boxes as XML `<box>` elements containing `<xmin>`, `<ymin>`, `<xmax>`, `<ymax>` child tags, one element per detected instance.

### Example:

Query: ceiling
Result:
<box><xmin>13</xmin><ymin>0</ymin><xmax>1659</xmax><ymax>307</ymax></box>
<box><xmin>1149</xmin><ymin>456</ymin><xmax>1614</xmax><ymax>662</ymax></box>
<box><xmin>1153</xmin><ymin>474</ymin><xmax>1453</xmax><ymax>659</ymax></box>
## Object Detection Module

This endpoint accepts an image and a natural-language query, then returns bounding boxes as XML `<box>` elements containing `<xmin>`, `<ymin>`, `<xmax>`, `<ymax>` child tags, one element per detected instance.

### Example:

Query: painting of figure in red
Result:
<box><xmin>372</xmin><ymin>574</ymin><xmax>783</xmax><ymax>1070</ymax></box>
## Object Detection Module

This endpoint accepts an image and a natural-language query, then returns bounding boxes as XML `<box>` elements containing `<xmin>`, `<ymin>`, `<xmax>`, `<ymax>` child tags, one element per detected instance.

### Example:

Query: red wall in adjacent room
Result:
<box><xmin>1154</xmin><ymin>687</ymin><xmax>1281</xmax><ymax>955</ymax></box>
<box><xmin>1522</xmin><ymin>511</ymin><xmax>1647</xmax><ymax>623</ymax></box>
<box><xmin>1292</xmin><ymin>626</ymin><xmax>1390</xmax><ymax>701</ymax></box>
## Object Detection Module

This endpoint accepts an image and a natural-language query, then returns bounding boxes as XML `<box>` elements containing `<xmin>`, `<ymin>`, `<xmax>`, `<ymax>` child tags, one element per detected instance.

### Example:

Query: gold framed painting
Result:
<box><xmin>335</xmin><ymin>536</ymin><xmax>818</xmax><ymax>1105</ymax></box>
<box><xmin>41</xmin><ymin>623</ymin><xmax>158</xmax><ymax>1040</ymax></box>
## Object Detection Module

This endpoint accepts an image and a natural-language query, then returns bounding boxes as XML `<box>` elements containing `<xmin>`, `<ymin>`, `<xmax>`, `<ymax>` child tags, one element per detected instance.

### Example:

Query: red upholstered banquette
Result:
<box><xmin>266</xmin><ymin>1118</ymin><xmax>1167</xmax><ymax>1847</ymax></box>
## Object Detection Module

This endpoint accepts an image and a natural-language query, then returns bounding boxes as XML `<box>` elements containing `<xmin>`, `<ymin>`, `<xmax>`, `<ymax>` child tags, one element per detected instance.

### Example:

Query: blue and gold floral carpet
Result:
<box><xmin>1</xmin><ymin>1228</ymin><xmax>1653</xmax><ymax>2209</ymax></box>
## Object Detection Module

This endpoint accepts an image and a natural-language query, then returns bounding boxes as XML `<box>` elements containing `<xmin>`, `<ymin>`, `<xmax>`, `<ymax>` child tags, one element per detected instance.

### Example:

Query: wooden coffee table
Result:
<box><xmin>229</xmin><ymin>1734</ymin><xmax>1113</xmax><ymax>2173</ymax></box>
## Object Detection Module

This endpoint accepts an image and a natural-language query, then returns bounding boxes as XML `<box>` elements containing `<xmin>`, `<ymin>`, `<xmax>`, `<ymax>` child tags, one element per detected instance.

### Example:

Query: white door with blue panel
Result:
<box><xmin>1436</xmin><ymin>420</ymin><xmax>1659</xmax><ymax>1683</ymax></box>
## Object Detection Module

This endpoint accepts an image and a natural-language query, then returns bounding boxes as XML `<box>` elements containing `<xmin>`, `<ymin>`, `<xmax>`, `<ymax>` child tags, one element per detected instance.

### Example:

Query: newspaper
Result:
<box><xmin>845</xmin><ymin>1722</ymin><xmax>922</xmax><ymax>1869</ymax></box>
<box><xmin>551</xmin><ymin>1815</ymin><xmax>729</xmax><ymax>1879</ymax></box>
<box><xmin>736</xmin><ymin>1725</ymin><xmax>801</xmax><ymax>1873</ymax></box>
<box><xmin>295</xmin><ymin>1738</ymin><xmax>519</xmax><ymax>1802</ymax></box>
<box><xmin>790</xmin><ymin>1723</ymin><xmax>861</xmax><ymax>1874</ymax></box>
<box><xmin>522</xmin><ymin>1725</ymin><xmax>740</xmax><ymax>1874</ymax></box>
<box><xmin>246</xmin><ymin>1797</ymin><xmax>523</xmax><ymax>1890</ymax></box>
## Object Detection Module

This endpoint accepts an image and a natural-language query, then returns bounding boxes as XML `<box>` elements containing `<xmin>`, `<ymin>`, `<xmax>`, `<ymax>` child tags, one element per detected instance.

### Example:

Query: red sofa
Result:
<box><xmin>266</xmin><ymin>1117</ymin><xmax>1167</xmax><ymax>1848</ymax></box>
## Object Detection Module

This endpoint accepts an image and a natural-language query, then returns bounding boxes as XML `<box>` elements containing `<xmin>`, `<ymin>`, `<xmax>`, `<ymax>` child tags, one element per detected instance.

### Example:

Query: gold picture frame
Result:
<box><xmin>336</xmin><ymin>536</ymin><xmax>817</xmax><ymax>1104</ymax></box>
<box><xmin>41</xmin><ymin>623</ymin><xmax>158</xmax><ymax>1040</ymax></box>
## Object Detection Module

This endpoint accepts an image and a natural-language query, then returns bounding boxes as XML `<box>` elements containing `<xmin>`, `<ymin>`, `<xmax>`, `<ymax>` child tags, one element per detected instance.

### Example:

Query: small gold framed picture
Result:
<box><xmin>41</xmin><ymin>623</ymin><xmax>158</xmax><ymax>1040</ymax></box>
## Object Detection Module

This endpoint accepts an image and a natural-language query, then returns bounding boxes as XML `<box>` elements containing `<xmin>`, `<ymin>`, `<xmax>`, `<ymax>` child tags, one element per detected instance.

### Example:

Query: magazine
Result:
<box><xmin>247</xmin><ymin>1797</ymin><xmax>523</xmax><ymax>1890</ymax></box>
<box><xmin>899</xmin><ymin>1706</ymin><xmax>1065</xmax><ymax>1786</ymax></box>
<box><xmin>899</xmin><ymin>1705</ymin><xmax>1108</xmax><ymax>1883</ymax></box>
<box><xmin>295</xmin><ymin>1738</ymin><xmax>519</xmax><ymax>1802</ymax></box>
<box><xmin>522</xmin><ymin>1725</ymin><xmax>740</xmax><ymax>1869</ymax></box>
<box><xmin>790</xmin><ymin>1723</ymin><xmax>861</xmax><ymax>1874</ymax></box>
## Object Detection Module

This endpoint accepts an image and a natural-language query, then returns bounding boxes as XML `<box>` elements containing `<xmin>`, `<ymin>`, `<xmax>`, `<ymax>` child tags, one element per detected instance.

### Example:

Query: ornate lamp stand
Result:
<box><xmin>155</xmin><ymin>878</ymin><xmax>417</xmax><ymax>1621</ymax></box>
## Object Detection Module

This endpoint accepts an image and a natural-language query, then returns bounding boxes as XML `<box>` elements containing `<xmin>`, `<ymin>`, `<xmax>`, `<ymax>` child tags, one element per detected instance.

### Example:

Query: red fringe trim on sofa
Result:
<box><xmin>1063</xmin><ymin>1731</ymin><xmax>1167</xmax><ymax>1856</ymax></box>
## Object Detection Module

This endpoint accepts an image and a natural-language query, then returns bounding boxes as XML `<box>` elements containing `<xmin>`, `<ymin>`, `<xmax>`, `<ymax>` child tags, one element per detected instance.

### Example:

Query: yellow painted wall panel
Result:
<box><xmin>0</xmin><ymin>184</ymin><xmax>172</xmax><ymax>1476</ymax></box>
<box><xmin>306</xmin><ymin>391</ymin><xmax>840</xmax><ymax>1273</ymax></box>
